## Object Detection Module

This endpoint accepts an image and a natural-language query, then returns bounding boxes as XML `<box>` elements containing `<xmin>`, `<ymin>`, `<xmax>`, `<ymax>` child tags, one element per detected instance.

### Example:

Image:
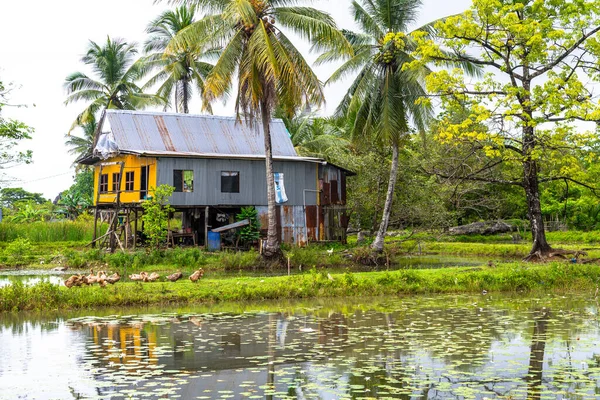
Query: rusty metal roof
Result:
<box><xmin>103</xmin><ymin>110</ymin><xmax>298</xmax><ymax>157</ymax></box>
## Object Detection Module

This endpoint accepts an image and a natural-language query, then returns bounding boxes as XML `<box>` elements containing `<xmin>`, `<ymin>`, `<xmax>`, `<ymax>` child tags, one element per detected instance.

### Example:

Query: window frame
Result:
<box><xmin>221</xmin><ymin>171</ymin><xmax>240</xmax><ymax>193</ymax></box>
<box><xmin>173</xmin><ymin>170</ymin><xmax>194</xmax><ymax>193</ymax></box>
<box><xmin>112</xmin><ymin>172</ymin><xmax>121</xmax><ymax>193</ymax></box>
<box><xmin>99</xmin><ymin>174</ymin><xmax>109</xmax><ymax>194</ymax></box>
<box><xmin>125</xmin><ymin>171</ymin><xmax>135</xmax><ymax>192</ymax></box>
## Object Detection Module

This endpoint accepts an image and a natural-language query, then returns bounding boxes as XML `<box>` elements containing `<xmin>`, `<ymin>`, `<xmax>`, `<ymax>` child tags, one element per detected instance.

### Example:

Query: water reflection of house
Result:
<box><xmin>78</xmin><ymin>110</ymin><xmax>354</xmax><ymax>249</ymax></box>
<box><xmin>85</xmin><ymin>323</ymin><xmax>158</xmax><ymax>369</ymax></box>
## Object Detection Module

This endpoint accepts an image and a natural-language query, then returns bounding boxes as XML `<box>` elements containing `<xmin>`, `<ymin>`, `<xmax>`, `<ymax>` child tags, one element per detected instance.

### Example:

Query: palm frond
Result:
<box><xmin>274</xmin><ymin>7</ymin><xmax>353</xmax><ymax>56</ymax></box>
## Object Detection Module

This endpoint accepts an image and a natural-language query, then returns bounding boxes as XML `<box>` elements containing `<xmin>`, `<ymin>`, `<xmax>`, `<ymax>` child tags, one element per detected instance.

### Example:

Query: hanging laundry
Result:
<box><xmin>274</xmin><ymin>172</ymin><xmax>288</xmax><ymax>204</ymax></box>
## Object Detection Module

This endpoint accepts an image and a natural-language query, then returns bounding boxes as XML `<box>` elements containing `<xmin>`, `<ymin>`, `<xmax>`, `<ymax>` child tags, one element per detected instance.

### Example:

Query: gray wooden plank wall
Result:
<box><xmin>156</xmin><ymin>157</ymin><xmax>320</xmax><ymax>207</ymax></box>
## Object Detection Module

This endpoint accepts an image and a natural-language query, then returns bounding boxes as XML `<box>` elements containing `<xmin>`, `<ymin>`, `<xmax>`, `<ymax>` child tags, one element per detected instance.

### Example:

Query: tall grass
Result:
<box><xmin>0</xmin><ymin>221</ymin><xmax>102</xmax><ymax>243</ymax></box>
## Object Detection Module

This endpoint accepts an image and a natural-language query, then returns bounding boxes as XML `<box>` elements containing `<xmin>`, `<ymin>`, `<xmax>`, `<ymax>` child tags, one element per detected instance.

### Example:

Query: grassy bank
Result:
<box><xmin>2</xmin><ymin>262</ymin><xmax>598</xmax><ymax>312</ymax></box>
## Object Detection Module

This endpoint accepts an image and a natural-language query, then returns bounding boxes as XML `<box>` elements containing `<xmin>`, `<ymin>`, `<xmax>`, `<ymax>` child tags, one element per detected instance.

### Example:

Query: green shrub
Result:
<box><xmin>220</xmin><ymin>250</ymin><xmax>259</xmax><ymax>270</ymax></box>
<box><xmin>4</xmin><ymin>238</ymin><xmax>33</xmax><ymax>265</ymax></box>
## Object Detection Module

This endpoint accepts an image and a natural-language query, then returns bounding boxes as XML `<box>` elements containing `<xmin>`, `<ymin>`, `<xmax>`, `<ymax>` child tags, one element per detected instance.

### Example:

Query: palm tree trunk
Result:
<box><xmin>371</xmin><ymin>142</ymin><xmax>400</xmax><ymax>253</ymax></box>
<box><xmin>174</xmin><ymin>83</ymin><xmax>180</xmax><ymax>113</ymax></box>
<box><xmin>260</xmin><ymin>100</ymin><xmax>282</xmax><ymax>263</ymax></box>
<box><xmin>182</xmin><ymin>78</ymin><xmax>189</xmax><ymax>114</ymax></box>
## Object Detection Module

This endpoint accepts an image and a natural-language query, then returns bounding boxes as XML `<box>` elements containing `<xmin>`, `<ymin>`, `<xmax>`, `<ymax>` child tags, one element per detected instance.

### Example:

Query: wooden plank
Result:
<box><xmin>211</xmin><ymin>219</ymin><xmax>250</xmax><ymax>233</ymax></box>
<box><xmin>204</xmin><ymin>206</ymin><xmax>209</xmax><ymax>248</ymax></box>
<box><xmin>92</xmin><ymin>207</ymin><xmax>99</xmax><ymax>248</ymax></box>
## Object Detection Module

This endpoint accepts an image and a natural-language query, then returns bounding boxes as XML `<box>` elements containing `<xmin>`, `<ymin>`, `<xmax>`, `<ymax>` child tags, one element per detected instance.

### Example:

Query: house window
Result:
<box><xmin>112</xmin><ymin>173</ymin><xmax>121</xmax><ymax>193</ymax></box>
<box><xmin>221</xmin><ymin>171</ymin><xmax>239</xmax><ymax>193</ymax></box>
<box><xmin>99</xmin><ymin>174</ymin><xmax>108</xmax><ymax>193</ymax></box>
<box><xmin>174</xmin><ymin>170</ymin><xmax>194</xmax><ymax>193</ymax></box>
<box><xmin>125</xmin><ymin>171</ymin><xmax>135</xmax><ymax>191</ymax></box>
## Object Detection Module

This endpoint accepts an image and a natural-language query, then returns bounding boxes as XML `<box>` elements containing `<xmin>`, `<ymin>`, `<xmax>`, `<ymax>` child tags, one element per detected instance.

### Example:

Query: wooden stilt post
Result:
<box><xmin>111</xmin><ymin>162</ymin><xmax>125</xmax><ymax>253</ymax></box>
<box><xmin>92</xmin><ymin>164</ymin><xmax>104</xmax><ymax>249</ymax></box>
<box><xmin>125</xmin><ymin>209</ymin><xmax>130</xmax><ymax>249</ymax></box>
<box><xmin>92</xmin><ymin>207</ymin><xmax>99</xmax><ymax>248</ymax></box>
<box><xmin>134</xmin><ymin>209</ymin><xmax>138</xmax><ymax>249</ymax></box>
<box><xmin>204</xmin><ymin>206</ymin><xmax>209</xmax><ymax>249</ymax></box>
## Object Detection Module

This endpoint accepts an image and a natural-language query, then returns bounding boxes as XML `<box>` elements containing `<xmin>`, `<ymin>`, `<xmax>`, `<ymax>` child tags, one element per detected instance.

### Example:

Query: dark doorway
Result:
<box><xmin>140</xmin><ymin>166</ymin><xmax>149</xmax><ymax>200</ymax></box>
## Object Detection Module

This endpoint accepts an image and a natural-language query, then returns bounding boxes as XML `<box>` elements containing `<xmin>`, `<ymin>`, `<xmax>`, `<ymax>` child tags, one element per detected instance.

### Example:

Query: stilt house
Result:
<box><xmin>78</xmin><ymin>110</ymin><xmax>353</xmax><ymax>248</ymax></box>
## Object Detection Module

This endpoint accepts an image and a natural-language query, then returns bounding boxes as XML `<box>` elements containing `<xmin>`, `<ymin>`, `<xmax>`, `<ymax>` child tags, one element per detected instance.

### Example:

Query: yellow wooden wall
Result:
<box><xmin>93</xmin><ymin>155</ymin><xmax>157</xmax><ymax>205</ymax></box>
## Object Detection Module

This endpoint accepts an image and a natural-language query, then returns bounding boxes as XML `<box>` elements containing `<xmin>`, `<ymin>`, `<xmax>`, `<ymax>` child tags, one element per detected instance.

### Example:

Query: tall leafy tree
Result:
<box><xmin>0</xmin><ymin>187</ymin><xmax>46</xmax><ymax>209</ymax></box>
<box><xmin>144</xmin><ymin>5</ymin><xmax>215</xmax><ymax>113</ymax></box>
<box><xmin>169</xmin><ymin>0</ymin><xmax>351</xmax><ymax>264</ymax></box>
<box><xmin>64</xmin><ymin>37</ymin><xmax>163</xmax><ymax>132</ymax></box>
<box><xmin>409</xmin><ymin>0</ymin><xmax>600</xmax><ymax>260</ymax></box>
<box><xmin>0</xmin><ymin>79</ymin><xmax>33</xmax><ymax>184</ymax></box>
<box><xmin>320</xmin><ymin>0</ymin><xmax>437</xmax><ymax>252</ymax></box>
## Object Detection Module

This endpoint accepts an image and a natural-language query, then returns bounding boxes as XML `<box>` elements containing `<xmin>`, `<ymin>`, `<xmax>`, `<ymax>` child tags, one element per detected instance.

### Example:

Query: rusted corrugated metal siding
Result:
<box><xmin>330</xmin><ymin>180</ymin><xmax>339</xmax><ymax>203</ymax></box>
<box><xmin>305</xmin><ymin>206</ymin><xmax>318</xmax><ymax>242</ymax></box>
<box><xmin>256</xmin><ymin>205</ymin><xmax>308</xmax><ymax>246</ymax></box>
<box><xmin>318</xmin><ymin>164</ymin><xmax>347</xmax><ymax>206</ymax></box>
<box><xmin>321</xmin><ymin>182</ymin><xmax>331</xmax><ymax>205</ymax></box>
<box><xmin>106</xmin><ymin>110</ymin><xmax>297</xmax><ymax>157</ymax></box>
<box><xmin>293</xmin><ymin>206</ymin><xmax>307</xmax><ymax>246</ymax></box>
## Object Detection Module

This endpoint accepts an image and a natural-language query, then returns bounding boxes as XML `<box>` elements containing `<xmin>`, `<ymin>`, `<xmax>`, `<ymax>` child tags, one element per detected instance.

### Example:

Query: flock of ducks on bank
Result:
<box><xmin>64</xmin><ymin>268</ymin><xmax>204</xmax><ymax>288</ymax></box>
<box><xmin>64</xmin><ymin>270</ymin><xmax>121</xmax><ymax>288</ymax></box>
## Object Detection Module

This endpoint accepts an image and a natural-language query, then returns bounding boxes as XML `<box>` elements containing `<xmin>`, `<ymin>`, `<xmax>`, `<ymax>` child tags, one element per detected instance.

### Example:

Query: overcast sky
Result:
<box><xmin>0</xmin><ymin>0</ymin><xmax>472</xmax><ymax>200</ymax></box>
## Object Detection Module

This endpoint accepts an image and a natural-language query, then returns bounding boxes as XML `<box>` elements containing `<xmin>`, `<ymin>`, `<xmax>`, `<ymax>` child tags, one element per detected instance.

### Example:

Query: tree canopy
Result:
<box><xmin>0</xmin><ymin>80</ymin><xmax>33</xmax><ymax>184</ymax></box>
<box><xmin>408</xmin><ymin>0</ymin><xmax>600</xmax><ymax>258</ymax></box>
<box><xmin>143</xmin><ymin>5</ymin><xmax>215</xmax><ymax>113</ymax></box>
<box><xmin>0</xmin><ymin>187</ymin><xmax>46</xmax><ymax>209</ymax></box>
<box><xmin>64</xmin><ymin>37</ymin><xmax>164</xmax><ymax>131</ymax></box>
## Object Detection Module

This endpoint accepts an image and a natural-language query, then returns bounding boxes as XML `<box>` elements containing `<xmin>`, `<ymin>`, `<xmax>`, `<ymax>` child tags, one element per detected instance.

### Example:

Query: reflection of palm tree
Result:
<box><xmin>527</xmin><ymin>309</ymin><xmax>549</xmax><ymax>400</ymax></box>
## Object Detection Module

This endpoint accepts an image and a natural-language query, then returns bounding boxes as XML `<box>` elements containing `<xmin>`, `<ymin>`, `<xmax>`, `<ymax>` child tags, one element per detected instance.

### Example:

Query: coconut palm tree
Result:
<box><xmin>65</xmin><ymin>37</ymin><xmax>163</xmax><ymax>132</ymax></box>
<box><xmin>65</xmin><ymin>115</ymin><xmax>96</xmax><ymax>165</ymax></box>
<box><xmin>169</xmin><ymin>0</ymin><xmax>351</xmax><ymax>264</ymax></box>
<box><xmin>279</xmin><ymin>110</ymin><xmax>351</xmax><ymax>159</ymax></box>
<box><xmin>321</xmin><ymin>0</ymin><xmax>477</xmax><ymax>253</ymax></box>
<box><xmin>143</xmin><ymin>5</ymin><xmax>216</xmax><ymax>113</ymax></box>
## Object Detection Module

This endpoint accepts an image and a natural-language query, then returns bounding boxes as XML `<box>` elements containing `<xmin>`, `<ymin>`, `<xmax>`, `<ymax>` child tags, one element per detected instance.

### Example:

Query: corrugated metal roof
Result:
<box><xmin>103</xmin><ymin>110</ymin><xmax>298</xmax><ymax>157</ymax></box>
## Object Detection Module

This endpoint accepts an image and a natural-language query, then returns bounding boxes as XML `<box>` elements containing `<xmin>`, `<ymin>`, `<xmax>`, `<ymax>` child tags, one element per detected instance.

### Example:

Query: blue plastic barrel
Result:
<box><xmin>207</xmin><ymin>231</ymin><xmax>221</xmax><ymax>251</ymax></box>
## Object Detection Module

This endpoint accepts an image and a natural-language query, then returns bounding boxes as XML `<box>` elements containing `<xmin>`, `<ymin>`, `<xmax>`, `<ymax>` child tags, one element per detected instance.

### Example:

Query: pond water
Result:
<box><xmin>0</xmin><ymin>269</ymin><xmax>70</xmax><ymax>288</ymax></box>
<box><xmin>0</xmin><ymin>256</ymin><xmax>490</xmax><ymax>286</ymax></box>
<box><xmin>1</xmin><ymin>294</ymin><xmax>599</xmax><ymax>399</ymax></box>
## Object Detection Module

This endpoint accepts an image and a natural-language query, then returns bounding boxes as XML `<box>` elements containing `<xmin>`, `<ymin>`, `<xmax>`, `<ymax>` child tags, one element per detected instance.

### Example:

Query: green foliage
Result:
<box><xmin>7</xmin><ymin>201</ymin><xmax>52</xmax><ymax>223</ymax></box>
<box><xmin>69</xmin><ymin>169</ymin><xmax>94</xmax><ymax>200</ymax></box>
<box><xmin>0</xmin><ymin>188</ymin><xmax>46</xmax><ymax>209</ymax></box>
<box><xmin>64</xmin><ymin>36</ymin><xmax>164</xmax><ymax>131</ymax></box>
<box><xmin>65</xmin><ymin>116</ymin><xmax>96</xmax><ymax>164</ymax></box>
<box><xmin>220</xmin><ymin>250</ymin><xmax>260</xmax><ymax>271</ymax></box>
<box><xmin>236</xmin><ymin>206</ymin><xmax>260</xmax><ymax>246</ymax></box>
<box><xmin>141</xmin><ymin>185</ymin><xmax>175</xmax><ymax>249</ymax></box>
<box><xmin>0</xmin><ymin>220</ymin><xmax>99</xmax><ymax>242</ymax></box>
<box><xmin>0</xmin><ymin>80</ymin><xmax>33</xmax><ymax>183</ymax></box>
<box><xmin>4</xmin><ymin>238</ymin><xmax>33</xmax><ymax>265</ymax></box>
<box><xmin>143</xmin><ymin>4</ymin><xmax>214</xmax><ymax>113</ymax></box>
<box><xmin>408</xmin><ymin>0</ymin><xmax>600</xmax><ymax>250</ymax></box>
